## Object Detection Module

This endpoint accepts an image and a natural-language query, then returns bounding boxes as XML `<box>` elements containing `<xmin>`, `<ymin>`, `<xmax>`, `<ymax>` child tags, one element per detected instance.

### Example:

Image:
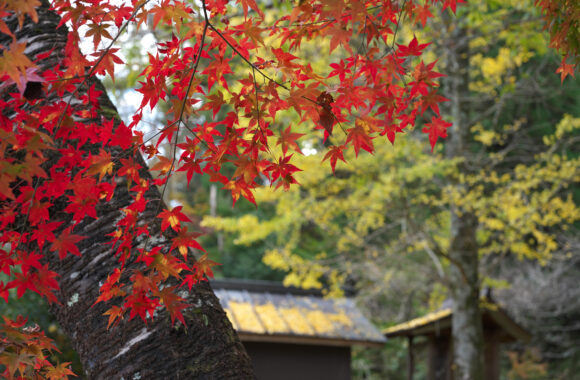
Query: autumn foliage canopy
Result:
<box><xmin>0</xmin><ymin>0</ymin><xmax>576</xmax><ymax>377</ymax></box>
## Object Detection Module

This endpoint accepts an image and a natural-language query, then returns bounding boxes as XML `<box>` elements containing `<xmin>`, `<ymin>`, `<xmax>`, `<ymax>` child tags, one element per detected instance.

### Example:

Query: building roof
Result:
<box><xmin>211</xmin><ymin>279</ymin><xmax>386</xmax><ymax>347</ymax></box>
<box><xmin>383</xmin><ymin>299</ymin><xmax>531</xmax><ymax>343</ymax></box>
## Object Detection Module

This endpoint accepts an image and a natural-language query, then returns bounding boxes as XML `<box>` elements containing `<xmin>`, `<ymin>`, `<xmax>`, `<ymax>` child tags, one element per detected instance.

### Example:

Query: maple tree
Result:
<box><xmin>0</xmin><ymin>0</ymin><xmax>576</xmax><ymax>378</ymax></box>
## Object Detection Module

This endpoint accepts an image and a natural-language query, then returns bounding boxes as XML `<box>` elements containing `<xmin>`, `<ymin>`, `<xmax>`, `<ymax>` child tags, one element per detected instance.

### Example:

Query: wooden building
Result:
<box><xmin>211</xmin><ymin>279</ymin><xmax>386</xmax><ymax>380</ymax></box>
<box><xmin>384</xmin><ymin>299</ymin><xmax>531</xmax><ymax>380</ymax></box>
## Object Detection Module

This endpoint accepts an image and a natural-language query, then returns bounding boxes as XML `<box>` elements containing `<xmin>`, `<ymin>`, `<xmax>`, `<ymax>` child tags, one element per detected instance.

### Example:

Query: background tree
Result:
<box><xmin>203</xmin><ymin>1</ymin><xmax>580</xmax><ymax>378</ymax></box>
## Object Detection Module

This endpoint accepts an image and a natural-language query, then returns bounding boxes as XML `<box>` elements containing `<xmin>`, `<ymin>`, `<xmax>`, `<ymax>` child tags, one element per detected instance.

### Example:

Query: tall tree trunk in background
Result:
<box><xmin>2</xmin><ymin>5</ymin><xmax>255</xmax><ymax>379</ymax></box>
<box><xmin>441</xmin><ymin>17</ymin><xmax>485</xmax><ymax>380</ymax></box>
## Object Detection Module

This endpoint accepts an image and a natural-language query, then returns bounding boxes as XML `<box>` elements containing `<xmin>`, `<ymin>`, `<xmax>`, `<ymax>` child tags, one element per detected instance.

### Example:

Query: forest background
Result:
<box><xmin>1</xmin><ymin>0</ymin><xmax>579</xmax><ymax>379</ymax></box>
<box><xmin>190</xmin><ymin>1</ymin><xmax>580</xmax><ymax>378</ymax></box>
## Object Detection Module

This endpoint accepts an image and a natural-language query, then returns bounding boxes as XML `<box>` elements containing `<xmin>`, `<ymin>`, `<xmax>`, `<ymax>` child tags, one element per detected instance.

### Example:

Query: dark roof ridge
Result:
<box><xmin>210</xmin><ymin>278</ymin><xmax>357</xmax><ymax>297</ymax></box>
<box><xmin>210</xmin><ymin>278</ymin><xmax>326</xmax><ymax>297</ymax></box>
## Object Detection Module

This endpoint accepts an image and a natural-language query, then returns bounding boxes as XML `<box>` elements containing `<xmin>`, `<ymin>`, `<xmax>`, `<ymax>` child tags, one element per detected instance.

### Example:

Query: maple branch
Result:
<box><xmin>207</xmin><ymin>23</ymin><xmax>287</xmax><ymax>91</ymax></box>
<box><xmin>398</xmin><ymin>188</ymin><xmax>469</xmax><ymax>285</ymax></box>
<box><xmin>17</xmin><ymin>2</ymin><xmax>152</xmax><ymax>227</ymax></box>
<box><xmin>260</xmin><ymin>5</ymin><xmax>383</xmax><ymax>31</ymax></box>
<box><xmin>206</xmin><ymin>19</ymin><xmax>352</xmax><ymax>143</ymax></box>
<box><xmin>250</xmin><ymin>65</ymin><xmax>273</xmax><ymax>158</ymax></box>
<box><xmin>417</xmin><ymin>227</ymin><xmax>469</xmax><ymax>285</ymax></box>
<box><xmin>53</xmin><ymin>0</ymin><xmax>152</xmax><ymax>135</ymax></box>
<box><xmin>390</xmin><ymin>0</ymin><xmax>407</xmax><ymax>52</ymax></box>
<box><xmin>141</xmin><ymin>10</ymin><xmax>210</xmax><ymax>255</ymax></box>
<box><xmin>251</xmin><ymin>67</ymin><xmax>261</xmax><ymax>123</ymax></box>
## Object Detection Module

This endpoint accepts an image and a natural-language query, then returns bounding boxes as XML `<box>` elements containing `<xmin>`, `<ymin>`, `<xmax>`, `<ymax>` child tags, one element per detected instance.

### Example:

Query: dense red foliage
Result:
<box><xmin>2</xmin><ymin>0</ymin><xmax>572</xmax><ymax>377</ymax></box>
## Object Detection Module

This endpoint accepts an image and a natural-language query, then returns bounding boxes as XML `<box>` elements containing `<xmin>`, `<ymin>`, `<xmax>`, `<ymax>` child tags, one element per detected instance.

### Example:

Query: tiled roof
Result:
<box><xmin>383</xmin><ymin>308</ymin><xmax>452</xmax><ymax>336</ymax></box>
<box><xmin>212</xmin><ymin>279</ymin><xmax>386</xmax><ymax>347</ymax></box>
<box><xmin>383</xmin><ymin>299</ymin><xmax>530</xmax><ymax>343</ymax></box>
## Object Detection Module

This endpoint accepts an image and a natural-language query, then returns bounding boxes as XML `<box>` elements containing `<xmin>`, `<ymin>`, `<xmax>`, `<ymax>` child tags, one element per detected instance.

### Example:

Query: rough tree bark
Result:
<box><xmin>441</xmin><ymin>17</ymin><xmax>485</xmax><ymax>380</ymax></box>
<box><xmin>1</xmin><ymin>4</ymin><xmax>256</xmax><ymax>379</ymax></box>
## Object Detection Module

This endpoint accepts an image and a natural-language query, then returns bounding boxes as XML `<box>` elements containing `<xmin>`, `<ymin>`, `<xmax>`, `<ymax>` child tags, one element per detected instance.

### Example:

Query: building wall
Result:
<box><xmin>243</xmin><ymin>342</ymin><xmax>351</xmax><ymax>380</ymax></box>
<box><xmin>428</xmin><ymin>335</ymin><xmax>452</xmax><ymax>380</ymax></box>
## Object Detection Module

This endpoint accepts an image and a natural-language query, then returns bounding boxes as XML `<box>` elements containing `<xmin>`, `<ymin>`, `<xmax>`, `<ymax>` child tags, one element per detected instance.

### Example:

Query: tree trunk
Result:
<box><xmin>441</xmin><ymin>17</ymin><xmax>485</xmax><ymax>380</ymax></box>
<box><xmin>2</xmin><ymin>4</ymin><xmax>255</xmax><ymax>379</ymax></box>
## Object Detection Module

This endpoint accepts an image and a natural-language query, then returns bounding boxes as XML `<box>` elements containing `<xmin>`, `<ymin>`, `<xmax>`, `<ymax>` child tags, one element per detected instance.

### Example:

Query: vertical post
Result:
<box><xmin>407</xmin><ymin>335</ymin><xmax>415</xmax><ymax>380</ymax></box>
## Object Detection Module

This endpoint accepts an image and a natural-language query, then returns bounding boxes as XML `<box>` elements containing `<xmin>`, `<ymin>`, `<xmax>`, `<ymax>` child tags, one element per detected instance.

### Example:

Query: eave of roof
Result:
<box><xmin>383</xmin><ymin>308</ymin><xmax>452</xmax><ymax>337</ymax></box>
<box><xmin>383</xmin><ymin>301</ymin><xmax>530</xmax><ymax>343</ymax></box>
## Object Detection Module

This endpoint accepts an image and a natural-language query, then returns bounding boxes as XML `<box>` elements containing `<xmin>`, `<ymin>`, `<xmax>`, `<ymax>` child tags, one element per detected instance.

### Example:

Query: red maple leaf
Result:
<box><xmin>223</xmin><ymin>179</ymin><xmax>256</xmax><ymax>206</ymax></box>
<box><xmin>157</xmin><ymin>286</ymin><xmax>189</xmax><ymax>326</ymax></box>
<box><xmin>91</xmin><ymin>48</ymin><xmax>124</xmax><ymax>81</ymax></box>
<box><xmin>126</xmin><ymin>290</ymin><xmax>161</xmax><ymax>322</ymax></box>
<box><xmin>422</xmin><ymin>116</ymin><xmax>452</xmax><ymax>151</ymax></box>
<box><xmin>346</xmin><ymin>124</ymin><xmax>375</xmax><ymax>156</ymax></box>
<box><xmin>328</xmin><ymin>59</ymin><xmax>349</xmax><ymax>82</ymax></box>
<box><xmin>136</xmin><ymin>77</ymin><xmax>165</xmax><ymax>110</ymax></box>
<box><xmin>170</xmin><ymin>227</ymin><xmax>204</xmax><ymax>259</ymax></box>
<box><xmin>410</xmin><ymin>60</ymin><xmax>444</xmax><ymax>97</ymax></box>
<box><xmin>397</xmin><ymin>36</ymin><xmax>430</xmax><ymax>57</ymax></box>
<box><xmin>202</xmin><ymin>91</ymin><xmax>226</xmax><ymax>118</ymax></box>
<box><xmin>441</xmin><ymin>0</ymin><xmax>467</xmax><ymax>14</ymax></box>
<box><xmin>323</xmin><ymin>145</ymin><xmax>347</xmax><ymax>173</ymax></box>
<box><xmin>202</xmin><ymin>54</ymin><xmax>232</xmax><ymax>91</ymax></box>
<box><xmin>419</xmin><ymin>89</ymin><xmax>449</xmax><ymax>116</ymax></box>
<box><xmin>327</xmin><ymin>24</ymin><xmax>352</xmax><ymax>54</ymax></box>
<box><xmin>33</xmin><ymin>264</ymin><xmax>60</xmax><ymax>303</ymax></box>
<box><xmin>10</xmin><ymin>272</ymin><xmax>40</xmax><ymax>298</ymax></box>
<box><xmin>266</xmin><ymin>154</ymin><xmax>302</xmax><ymax>191</ymax></box>
<box><xmin>95</xmin><ymin>268</ymin><xmax>125</xmax><ymax>305</ymax></box>
<box><xmin>49</xmin><ymin>228</ymin><xmax>85</xmax><ymax>260</ymax></box>
<box><xmin>414</xmin><ymin>4</ymin><xmax>434</xmax><ymax>27</ymax></box>
<box><xmin>380</xmin><ymin>119</ymin><xmax>405</xmax><ymax>145</ymax></box>
<box><xmin>276</xmin><ymin>126</ymin><xmax>304</xmax><ymax>155</ymax></box>
<box><xmin>30</xmin><ymin>221</ymin><xmax>62</xmax><ymax>250</ymax></box>
<box><xmin>177</xmin><ymin>157</ymin><xmax>203</xmax><ymax>186</ymax></box>
<box><xmin>0</xmin><ymin>281</ymin><xmax>11</xmax><ymax>303</ymax></box>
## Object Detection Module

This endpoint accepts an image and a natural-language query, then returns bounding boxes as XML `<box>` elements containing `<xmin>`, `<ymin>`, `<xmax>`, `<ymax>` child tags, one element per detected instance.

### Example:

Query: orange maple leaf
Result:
<box><xmin>45</xmin><ymin>362</ymin><xmax>76</xmax><ymax>380</ymax></box>
<box><xmin>7</xmin><ymin>0</ymin><xmax>40</xmax><ymax>28</ymax></box>
<box><xmin>0</xmin><ymin>42</ymin><xmax>35</xmax><ymax>94</ymax></box>
<box><xmin>84</xmin><ymin>22</ymin><xmax>114</xmax><ymax>50</ymax></box>
<box><xmin>158</xmin><ymin>206</ymin><xmax>192</xmax><ymax>232</ymax></box>
<box><xmin>196</xmin><ymin>253</ymin><xmax>220</xmax><ymax>279</ymax></box>
<box><xmin>150</xmin><ymin>155</ymin><xmax>173</xmax><ymax>175</ymax></box>
<box><xmin>86</xmin><ymin>150</ymin><xmax>113</xmax><ymax>181</ymax></box>
<box><xmin>103</xmin><ymin>305</ymin><xmax>124</xmax><ymax>329</ymax></box>
<box><xmin>327</xmin><ymin>24</ymin><xmax>352</xmax><ymax>54</ymax></box>
<box><xmin>237</xmin><ymin>0</ymin><xmax>264</xmax><ymax>19</ymax></box>
<box><xmin>556</xmin><ymin>61</ymin><xmax>576</xmax><ymax>83</ymax></box>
